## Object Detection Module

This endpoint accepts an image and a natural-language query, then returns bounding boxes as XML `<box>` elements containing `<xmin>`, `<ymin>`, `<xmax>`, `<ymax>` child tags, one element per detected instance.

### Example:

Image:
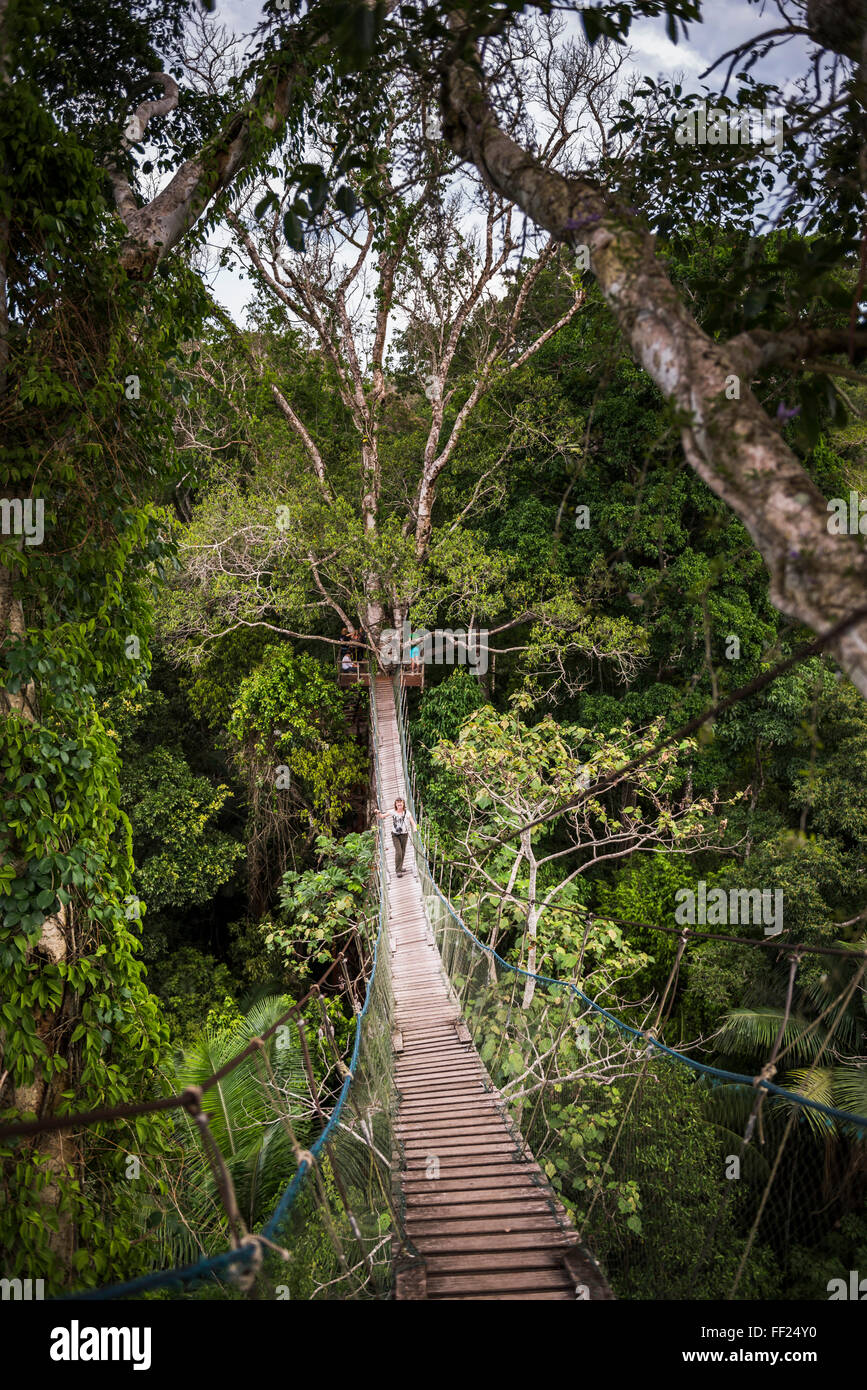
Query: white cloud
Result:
<box><xmin>627</xmin><ymin>25</ymin><xmax>707</xmax><ymax>77</ymax></box>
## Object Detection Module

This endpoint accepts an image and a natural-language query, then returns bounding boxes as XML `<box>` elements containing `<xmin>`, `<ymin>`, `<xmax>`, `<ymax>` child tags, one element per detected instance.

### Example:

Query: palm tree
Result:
<box><xmin>713</xmin><ymin>943</ymin><xmax>867</xmax><ymax>1137</ymax></box>
<box><xmin>692</xmin><ymin>946</ymin><xmax>867</xmax><ymax>1295</ymax></box>
<box><xmin>141</xmin><ymin>997</ymin><xmax>310</xmax><ymax>1276</ymax></box>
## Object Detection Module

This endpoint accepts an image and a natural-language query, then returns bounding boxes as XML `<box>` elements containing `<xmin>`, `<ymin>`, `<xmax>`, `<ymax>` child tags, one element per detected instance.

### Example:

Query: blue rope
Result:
<box><xmin>262</xmin><ymin>905</ymin><xmax>382</xmax><ymax>1241</ymax></box>
<box><xmin>61</xmin><ymin>690</ymin><xmax>389</xmax><ymax>1302</ymax></box>
<box><xmin>423</xmin><ymin>871</ymin><xmax>867</xmax><ymax>1130</ymax></box>
<box><xmin>59</xmin><ymin>1246</ymin><xmax>254</xmax><ymax>1302</ymax></box>
<box><xmin>394</xmin><ymin>678</ymin><xmax>867</xmax><ymax>1134</ymax></box>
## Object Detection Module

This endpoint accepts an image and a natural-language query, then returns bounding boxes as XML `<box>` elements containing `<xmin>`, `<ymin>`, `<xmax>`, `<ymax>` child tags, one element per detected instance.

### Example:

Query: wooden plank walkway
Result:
<box><xmin>373</xmin><ymin>677</ymin><xmax>612</xmax><ymax>1301</ymax></box>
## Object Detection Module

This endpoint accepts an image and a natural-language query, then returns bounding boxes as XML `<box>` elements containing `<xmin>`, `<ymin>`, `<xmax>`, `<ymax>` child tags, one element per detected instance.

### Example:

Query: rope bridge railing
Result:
<box><xmin>392</xmin><ymin>674</ymin><xmax>867</xmax><ymax>1301</ymax></box>
<box><xmin>2</xmin><ymin>690</ymin><xmax>397</xmax><ymax>1302</ymax></box>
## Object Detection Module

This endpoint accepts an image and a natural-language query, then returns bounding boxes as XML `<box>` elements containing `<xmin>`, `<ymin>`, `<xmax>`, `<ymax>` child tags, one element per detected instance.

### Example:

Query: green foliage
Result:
<box><xmin>182</xmin><ymin>628</ymin><xmax>276</xmax><ymax>732</ymax></box>
<box><xmin>594</xmin><ymin>852</ymin><xmax>695</xmax><ymax>996</ymax></box>
<box><xmin>0</xmin><ymin>6</ymin><xmax>212</xmax><ymax>1288</ymax></box>
<box><xmin>120</xmin><ymin>746</ymin><xmax>244</xmax><ymax>914</ymax></box>
<box><xmin>146</xmin><ymin>997</ymin><xmax>309</xmax><ymax>1268</ymax></box>
<box><xmin>146</xmin><ymin>946</ymin><xmax>238</xmax><ymax>1050</ymax></box>
<box><xmin>582</xmin><ymin>1064</ymin><xmax>780</xmax><ymax>1301</ymax></box>
<box><xmin>410</xmin><ymin>668</ymin><xmax>486</xmax><ymax>822</ymax></box>
<box><xmin>268</xmin><ymin>831</ymin><xmax>376</xmax><ymax>971</ymax></box>
<box><xmin>229</xmin><ymin>645</ymin><xmax>366</xmax><ymax>833</ymax></box>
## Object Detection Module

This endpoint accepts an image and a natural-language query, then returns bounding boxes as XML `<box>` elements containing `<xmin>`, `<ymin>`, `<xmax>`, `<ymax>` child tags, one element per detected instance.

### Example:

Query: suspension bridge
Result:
<box><xmin>376</xmin><ymin>676</ymin><xmax>610</xmax><ymax>1299</ymax></box>
<box><xmin>5</xmin><ymin>670</ymin><xmax>867</xmax><ymax>1303</ymax></box>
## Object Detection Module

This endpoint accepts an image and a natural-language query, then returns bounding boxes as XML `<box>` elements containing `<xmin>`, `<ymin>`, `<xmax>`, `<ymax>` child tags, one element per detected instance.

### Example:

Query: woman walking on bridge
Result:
<box><xmin>376</xmin><ymin>797</ymin><xmax>416</xmax><ymax>878</ymax></box>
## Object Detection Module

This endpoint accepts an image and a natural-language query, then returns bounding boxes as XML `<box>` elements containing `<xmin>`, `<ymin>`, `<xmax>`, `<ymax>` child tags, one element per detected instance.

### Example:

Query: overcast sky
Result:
<box><xmin>203</xmin><ymin>0</ymin><xmax>812</xmax><ymax>324</ymax></box>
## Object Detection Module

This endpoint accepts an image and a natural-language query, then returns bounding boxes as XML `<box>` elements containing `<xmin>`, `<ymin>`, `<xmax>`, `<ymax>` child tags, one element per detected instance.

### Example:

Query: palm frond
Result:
<box><xmin>148</xmin><ymin>996</ymin><xmax>314</xmax><ymax>1268</ymax></box>
<box><xmin>777</xmin><ymin>1067</ymin><xmax>838</xmax><ymax>1136</ymax></box>
<box><xmin>829</xmin><ymin>1065</ymin><xmax>867</xmax><ymax>1123</ymax></box>
<box><xmin>716</xmin><ymin>1008</ymin><xmax>827</xmax><ymax>1064</ymax></box>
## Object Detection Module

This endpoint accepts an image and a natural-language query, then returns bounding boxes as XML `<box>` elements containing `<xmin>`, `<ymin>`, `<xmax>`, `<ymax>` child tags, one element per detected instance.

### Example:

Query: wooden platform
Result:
<box><xmin>338</xmin><ymin>661</ymin><xmax>371</xmax><ymax>688</ymax></box>
<box><xmin>373</xmin><ymin>677</ymin><xmax>611</xmax><ymax>1301</ymax></box>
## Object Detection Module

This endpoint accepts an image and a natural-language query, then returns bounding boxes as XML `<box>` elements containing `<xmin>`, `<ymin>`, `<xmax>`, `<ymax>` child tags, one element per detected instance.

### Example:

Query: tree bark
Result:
<box><xmin>521</xmin><ymin>828</ymin><xmax>538</xmax><ymax>1010</ymax></box>
<box><xmin>113</xmin><ymin>43</ymin><xmax>317</xmax><ymax>278</ymax></box>
<box><xmin>440</xmin><ymin>44</ymin><xmax>867</xmax><ymax>698</ymax></box>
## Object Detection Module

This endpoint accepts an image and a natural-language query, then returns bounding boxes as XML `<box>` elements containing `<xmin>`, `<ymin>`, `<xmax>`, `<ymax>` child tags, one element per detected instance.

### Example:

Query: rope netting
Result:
<box><xmin>255</xmin><ymin>683</ymin><xmax>399</xmax><ymax>1300</ymax></box>
<box><xmin>44</xmin><ymin>692</ymin><xmax>399</xmax><ymax>1302</ymax></box>
<box><xmin>251</xmin><ymin>863</ymin><xmax>396</xmax><ymax>1302</ymax></box>
<box><xmin>393</xmin><ymin>677</ymin><xmax>867</xmax><ymax>1302</ymax></box>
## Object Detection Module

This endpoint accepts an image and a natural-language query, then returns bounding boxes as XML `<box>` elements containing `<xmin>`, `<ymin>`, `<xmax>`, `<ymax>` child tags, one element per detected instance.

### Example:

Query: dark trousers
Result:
<box><xmin>392</xmin><ymin>832</ymin><xmax>408</xmax><ymax>873</ymax></box>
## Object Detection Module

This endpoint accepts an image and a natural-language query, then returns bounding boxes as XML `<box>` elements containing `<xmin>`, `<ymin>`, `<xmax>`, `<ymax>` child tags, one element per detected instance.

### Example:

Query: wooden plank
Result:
<box><xmin>399</xmin><ymin>1138</ymin><xmax>534</xmax><ymax>1153</ymax></box>
<box><xmin>410</xmin><ymin>1231</ymin><xmax>571</xmax><ymax>1254</ymax></box>
<box><xmin>405</xmin><ymin>1195</ymin><xmax>558</xmax><ymax>1217</ymax></box>
<box><xmin>439</xmin><ymin>1284</ymin><xmax>575</xmax><ymax>1295</ymax></box>
<box><xmin>395</xmin><ymin>1070</ymin><xmax>486</xmax><ymax>1085</ymax></box>
<box><xmin>562</xmin><ymin>1247</ymin><xmax>615</xmax><ymax>1300</ymax></box>
<box><xmin>401</xmin><ymin>1163</ymin><xmax>538</xmax><ymax>1181</ymax></box>
<box><xmin>397</xmin><ymin>1067</ymin><xmax>491</xmax><ymax>1078</ymax></box>
<box><xmin>404</xmin><ymin>1188</ymin><xmax>553</xmax><ymax>1210</ymax></box>
<box><xmin>393</xmin><ymin>1255</ymin><xmax>427</xmax><ymax>1300</ymax></box>
<box><xmin>395</xmin><ymin>1072</ymin><xmax>485</xmax><ymax>1087</ymax></box>
<box><xmin>402</xmin><ymin>1142</ymin><xmax>519</xmax><ymax>1160</ymax></box>
<box><xmin>395</xmin><ymin>1064</ymin><xmax>489</xmax><ymax>1079</ymax></box>
<box><xmin>426</xmin><ymin>1270</ymin><xmax>574</xmax><ymax>1296</ymax></box>
<box><xmin>394</xmin><ymin>1089</ymin><xmax>497</xmax><ymax>1100</ymax></box>
<box><xmin>397</xmin><ymin>1126</ymin><xmax>516</xmax><ymax>1145</ymax></box>
<box><xmin>408</xmin><ymin>1234</ymin><xmax>572</xmax><ymax>1256</ymax></box>
<box><xmin>396</xmin><ymin>1091</ymin><xmax>494</xmax><ymax>1109</ymax></box>
<box><xmin>423</xmin><ymin>1250</ymin><xmax>566</xmax><ymax>1275</ymax></box>
<box><xmin>398</xmin><ymin>1120</ymin><xmax>510</xmax><ymax>1137</ymax></box>
<box><xmin>397</xmin><ymin>1109</ymin><xmax>501</xmax><ymax>1126</ymax></box>
<box><xmin>398</xmin><ymin>1108</ymin><xmax>505</xmax><ymax>1125</ymax></box>
<box><xmin>402</xmin><ymin>1174</ymin><xmax>546</xmax><ymax>1195</ymax></box>
<box><xmin>396</xmin><ymin>1095</ymin><xmax>499</xmax><ymax>1112</ymax></box>
<box><xmin>393</xmin><ymin>1034</ymin><xmax>467</xmax><ymax>1046</ymax></box>
<box><xmin>397</xmin><ymin>1082</ymin><xmax>490</xmax><ymax>1099</ymax></box>
<box><xmin>402</xmin><ymin>1155</ymin><xmax>537</xmax><ymax>1173</ymax></box>
<box><xmin>395</xmin><ymin>1056</ymin><xmax>482</xmax><ymax>1071</ymax></box>
<box><xmin>405</xmin><ymin>1214</ymin><xmax>563</xmax><ymax>1236</ymax></box>
<box><xmin>395</xmin><ymin>1049</ymin><xmax>472</xmax><ymax>1063</ymax></box>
